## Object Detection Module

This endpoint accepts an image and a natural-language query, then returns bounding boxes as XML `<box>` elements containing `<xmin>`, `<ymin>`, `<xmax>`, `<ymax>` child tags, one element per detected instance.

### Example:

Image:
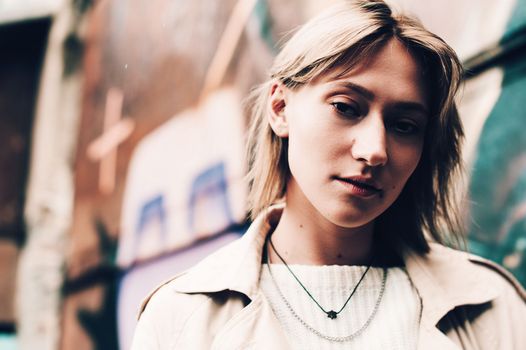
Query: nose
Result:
<box><xmin>350</xmin><ymin>116</ymin><xmax>388</xmax><ymax>167</ymax></box>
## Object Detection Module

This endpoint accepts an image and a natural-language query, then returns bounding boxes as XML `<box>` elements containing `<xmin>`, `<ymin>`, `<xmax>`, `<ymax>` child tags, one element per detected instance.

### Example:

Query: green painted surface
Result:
<box><xmin>468</xmin><ymin>0</ymin><xmax>526</xmax><ymax>286</ymax></box>
<box><xmin>505</xmin><ymin>0</ymin><xmax>526</xmax><ymax>37</ymax></box>
<box><xmin>254</xmin><ymin>0</ymin><xmax>275</xmax><ymax>51</ymax></box>
<box><xmin>0</xmin><ymin>334</ymin><xmax>17</xmax><ymax>350</ymax></box>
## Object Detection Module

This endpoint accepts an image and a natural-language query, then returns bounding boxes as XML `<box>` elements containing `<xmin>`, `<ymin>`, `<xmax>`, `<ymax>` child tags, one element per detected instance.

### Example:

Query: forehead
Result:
<box><xmin>310</xmin><ymin>39</ymin><xmax>429</xmax><ymax>106</ymax></box>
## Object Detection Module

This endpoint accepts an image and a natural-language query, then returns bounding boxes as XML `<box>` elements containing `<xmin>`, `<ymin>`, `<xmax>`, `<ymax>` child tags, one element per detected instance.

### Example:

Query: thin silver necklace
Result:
<box><xmin>265</xmin><ymin>236</ymin><xmax>388</xmax><ymax>342</ymax></box>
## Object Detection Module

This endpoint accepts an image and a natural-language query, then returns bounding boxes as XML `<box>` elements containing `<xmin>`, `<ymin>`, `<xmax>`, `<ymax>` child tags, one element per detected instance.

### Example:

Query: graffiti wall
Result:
<box><xmin>59</xmin><ymin>0</ymin><xmax>314</xmax><ymax>348</ymax></box>
<box><xmin>464</xmin><ymin>0</ymin><xmax>526</xmax><ymax>285</ymax></box>
<box><xmin>115</xmin><ymin>88</ymin><xmax>248</xmax><ymax>348</ymax></box>
<box><xmin>117</xmin><ymin>88</ymin><xmax>247</xmax><ymax>266</ymax></box>
<box><xmin>13</xmin><ymin>0</ymin><xmax>522</xmax><ymax>349</ymax></box>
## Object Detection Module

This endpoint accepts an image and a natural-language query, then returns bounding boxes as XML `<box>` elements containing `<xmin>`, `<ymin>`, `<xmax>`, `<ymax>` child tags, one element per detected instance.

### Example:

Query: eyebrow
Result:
<box><xmin>331</xmin><ymin>81</ymin><xmax>429</xmax><ymax>115</ymax></box>
<box><xmin>334</xmin><ymin>82</ymin><xmax>375</xmax><ymax>100</ymax></box>
<box><xmin>389</xmin><ymin>101</ymin><xmax>429</xmax><ymax>116</ymax></box>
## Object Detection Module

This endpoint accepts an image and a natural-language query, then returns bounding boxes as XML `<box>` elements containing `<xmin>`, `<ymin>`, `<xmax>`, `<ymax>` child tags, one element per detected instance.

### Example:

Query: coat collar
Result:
<box><xmin>403</xmin><ymin>243</ymin><xmax>500</xmax><ymax>327</ymax></box>
<box><xmin>169</xmin><ymin>205</ymin><xmax>506</xmax><ymax>325</ymax></box>
<box><xmin>167</xmin><ymin>205</ymin><xmax>278</xmax><ymax>299</ymax></box>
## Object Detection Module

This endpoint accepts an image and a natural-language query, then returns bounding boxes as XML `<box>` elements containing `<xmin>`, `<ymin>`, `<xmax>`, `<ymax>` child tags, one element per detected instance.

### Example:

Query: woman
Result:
<box><xmin>132</xmin><ymin>1</ymin><xmax>526</xmax><ymax>349</ymax></box>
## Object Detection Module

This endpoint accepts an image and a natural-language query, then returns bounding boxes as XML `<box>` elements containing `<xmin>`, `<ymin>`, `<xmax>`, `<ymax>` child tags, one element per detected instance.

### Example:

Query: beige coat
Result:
<box><xmin>131</xmin><ymin>207</ymin><xmax>526</xmax><ymax>349</ymax></box>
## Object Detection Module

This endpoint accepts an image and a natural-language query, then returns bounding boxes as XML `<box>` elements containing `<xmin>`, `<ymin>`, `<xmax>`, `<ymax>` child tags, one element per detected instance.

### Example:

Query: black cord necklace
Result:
<box><xmin>267</xmin><ymin>235</ymin><xmax>373</xmax><ymax>320</ymax></box>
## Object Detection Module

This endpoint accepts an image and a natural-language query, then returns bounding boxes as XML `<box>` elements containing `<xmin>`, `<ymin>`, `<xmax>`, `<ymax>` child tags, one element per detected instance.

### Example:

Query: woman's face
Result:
<box><xmin>269</xmin><ymin>38</ymin><xmax>428</xmax><ymax>230</ymax></box>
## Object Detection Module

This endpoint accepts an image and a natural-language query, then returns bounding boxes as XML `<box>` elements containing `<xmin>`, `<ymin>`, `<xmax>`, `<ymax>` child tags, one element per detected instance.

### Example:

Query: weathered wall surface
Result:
<box><xmin>464</xmin><ymin>0</ymin><xmax>526</xmax><ymax>285</ymax></box>
<box><xmin>61</xmin><ymin>0</ymin><xmax>526</xmax><ymax>348</ymax></box>
<box><xmin>4</xmin><ymin>0</ymin><xmax>524</xmax><ymax>349</ymax></box>
<box><xmin>61</xmin><ymin>0</ymin><xmax>294</xmax><ymax>348</ymax></box>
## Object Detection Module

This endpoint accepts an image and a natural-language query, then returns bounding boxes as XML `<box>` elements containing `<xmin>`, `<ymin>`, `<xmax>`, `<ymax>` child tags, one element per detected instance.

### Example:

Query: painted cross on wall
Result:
<box><xmin>87</xmin><ymin>87</ymin><xmax>135</xmax><ymax>195</ymax></box>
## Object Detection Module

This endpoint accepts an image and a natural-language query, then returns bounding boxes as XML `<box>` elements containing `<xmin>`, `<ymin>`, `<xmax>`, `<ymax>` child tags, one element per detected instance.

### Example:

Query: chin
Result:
<box><xmin>325</xmin><ymin>209</ymin><xmax>378</xmax><ymax>229</ymax></box>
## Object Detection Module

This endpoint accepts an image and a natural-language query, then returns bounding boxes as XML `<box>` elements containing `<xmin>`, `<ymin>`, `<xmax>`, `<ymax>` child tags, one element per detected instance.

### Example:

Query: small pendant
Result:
<box><xmin>327</xmin><ymin>311</ymin><xmax>337</xmax><ymax>319</ymax></box>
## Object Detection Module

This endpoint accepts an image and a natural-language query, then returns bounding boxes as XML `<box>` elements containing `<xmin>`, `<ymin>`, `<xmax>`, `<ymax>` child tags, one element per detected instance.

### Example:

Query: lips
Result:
<box><xmin>334</xmin><ymin>176</ymin><xmax>382</xmax><ymax>197</ymax></box>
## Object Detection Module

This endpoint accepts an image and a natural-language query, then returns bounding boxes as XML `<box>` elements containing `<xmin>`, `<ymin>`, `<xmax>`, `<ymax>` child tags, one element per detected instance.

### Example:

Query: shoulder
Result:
<box><xmin>427</xmin><ymin>243</ymin><xmax>526</xmax><ymax>302</ymax></box>
<box><xmin>465</xmin><ymin>251</ymin><xmax>526</xmax><ymax>302</ymax></box>
<box><xmin>137</xmin><ymin>274</ymin><xmax>212</xmax><ymax>319</ymax></box>
<box><xmin>131</xmin><ymin>233</ymin><xmax>256</xmax><ymax>350</ymax></box>
<box><xmin>131</xmin><ymin>276</ymin><xmax>214</xmax><ymax>349</ymax></box>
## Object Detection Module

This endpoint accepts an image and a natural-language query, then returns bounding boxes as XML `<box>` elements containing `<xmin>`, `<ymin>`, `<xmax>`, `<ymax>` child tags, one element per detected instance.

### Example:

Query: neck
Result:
<box><xmin>268</xmin><ymin>205</ymin><xmax>375</xmax><ymax>266</ymax></box>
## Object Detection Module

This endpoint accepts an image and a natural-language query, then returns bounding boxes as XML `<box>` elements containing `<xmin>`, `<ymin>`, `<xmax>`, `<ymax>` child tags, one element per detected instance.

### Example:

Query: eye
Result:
<box><xmin>392</xmin><ymin>120</ymin><xmax>420</xmax><ymax>135</ymax></box>
<box><xmin>331</xmin><ymin>101</ymin><xmax>361</xmax><ymax>119</ymax></box>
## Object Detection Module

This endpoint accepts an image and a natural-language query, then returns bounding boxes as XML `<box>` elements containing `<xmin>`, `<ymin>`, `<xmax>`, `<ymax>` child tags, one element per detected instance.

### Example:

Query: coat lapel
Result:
<box><xmin>404</xmin><ymin>243</ymin><xmax>501</xmax><ymax>350</ymax></box>
<box><xmin>417</xmin><ymin>324</ymin><xmax>462</xmax><ymax>350</ymax></box>
<box><xmin>168</xmin><ymin>206</ymin><xmax>273</xmax><ymax>298</ymax></box>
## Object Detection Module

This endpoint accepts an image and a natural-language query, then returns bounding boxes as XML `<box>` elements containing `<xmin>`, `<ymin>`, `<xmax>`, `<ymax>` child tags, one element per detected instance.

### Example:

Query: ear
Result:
<box><xmin>268</xmin><ymin>82</ymin><xmax>289</xmax><ymax>138</ymax></box>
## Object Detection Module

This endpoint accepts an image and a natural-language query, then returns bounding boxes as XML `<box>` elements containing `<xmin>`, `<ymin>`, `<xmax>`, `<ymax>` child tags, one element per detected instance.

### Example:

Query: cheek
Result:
<box><xmin>288</xmin><ymin>126</ymin><xmax>342</xmax><ymax>175</ymax></box>
<box><xmin>286</xmin><ymin>124</ymin><xmax>341</xmax><ymax>191</ymax></box>
<box><xmin>287</xmin><ymin>107</ymin><xmax>335</xmax><ymax>156</ymax></box>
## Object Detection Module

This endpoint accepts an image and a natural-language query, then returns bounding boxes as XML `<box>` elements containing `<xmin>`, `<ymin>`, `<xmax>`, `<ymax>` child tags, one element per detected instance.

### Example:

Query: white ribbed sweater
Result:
<box><xmin>259</xmin><ymin>264</ymin><xmax>421</xmax><ymax>349</ymax></box>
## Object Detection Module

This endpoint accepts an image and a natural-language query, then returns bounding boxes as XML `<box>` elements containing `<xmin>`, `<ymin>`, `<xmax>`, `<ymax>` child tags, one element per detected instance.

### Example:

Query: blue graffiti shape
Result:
<box><xmin>135</xmin><ymin>194</ymin><xmax>167</xmax><ymax>256</ymax></box>
<box><xmin>188</xmin><ymin>162</ymin><xmax>233</xmax><ymax>234</ymax></box>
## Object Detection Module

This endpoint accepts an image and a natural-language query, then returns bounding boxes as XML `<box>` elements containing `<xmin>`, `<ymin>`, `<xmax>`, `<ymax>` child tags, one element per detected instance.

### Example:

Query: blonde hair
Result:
<box><xmin>246</xmin><ymin>0</ymin><xmax>464</xmax><ymax>253</ymax></box>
